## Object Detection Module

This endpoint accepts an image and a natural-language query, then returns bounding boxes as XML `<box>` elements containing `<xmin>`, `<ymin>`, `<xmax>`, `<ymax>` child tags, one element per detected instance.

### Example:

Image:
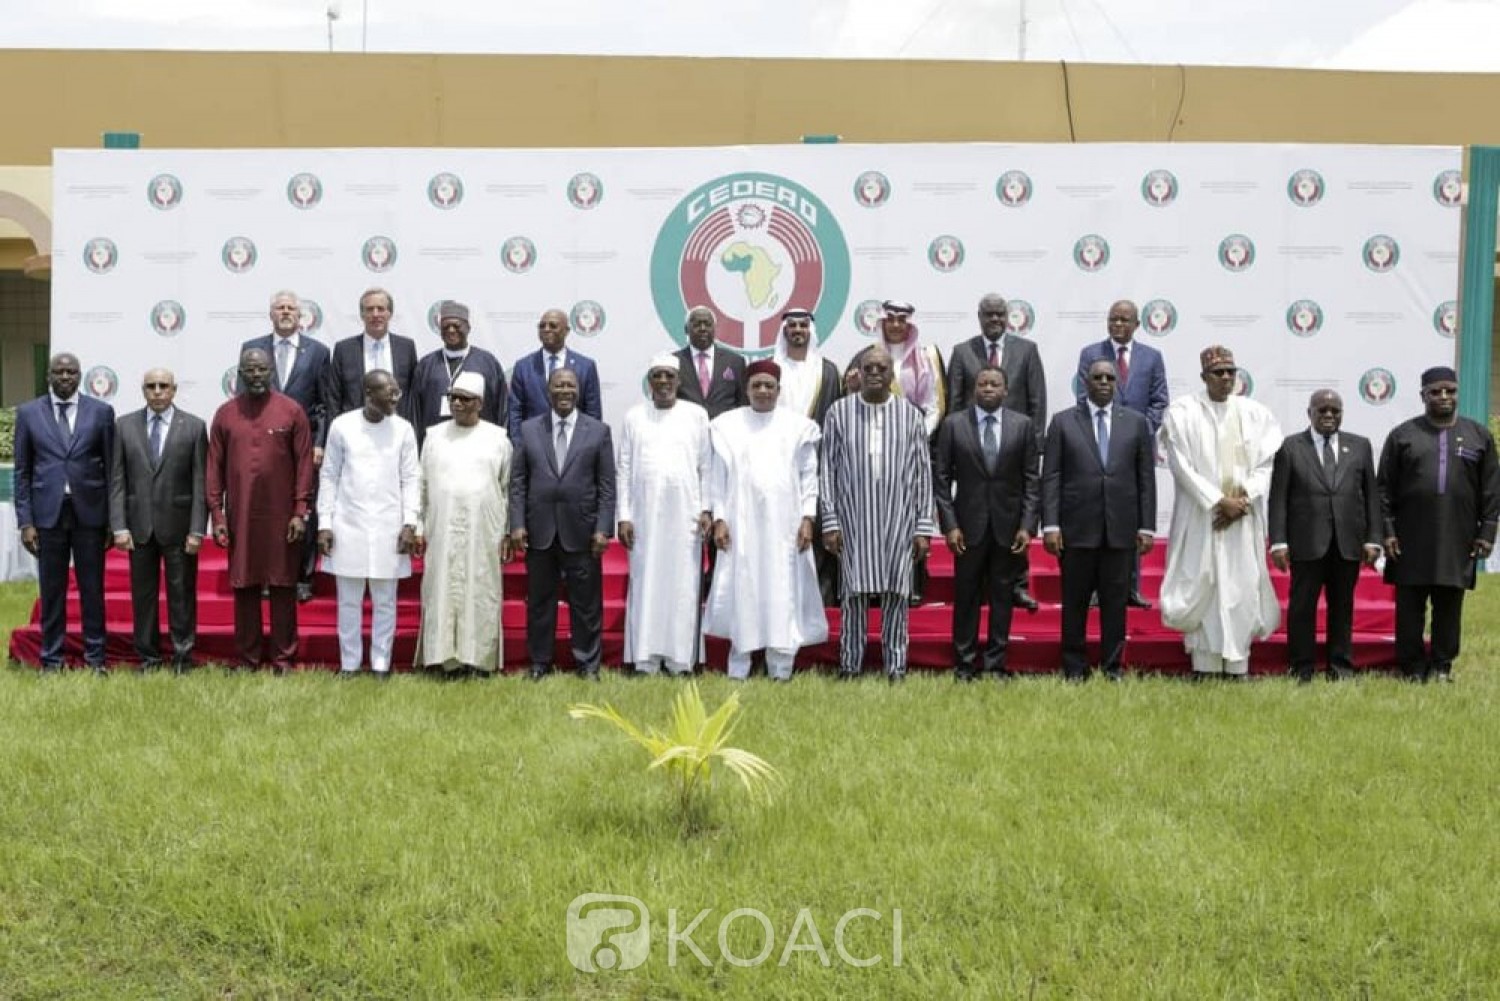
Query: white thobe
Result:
<box><xmin>702</xmin><ymin>407</ymin><xmax>829</xmax><ymax>654</ymax></box>
<box><xmin>318</xmin><ymin>411</ymin><xmax>420</xmax><ymax>579</ymax></box>
<box><xmin>616</xmin><ymin>400</ymin><xmax>711</xmax><ymax>667</ymax></box>
<box><xmin>1158</xmin><ymin>393</ymin><xmax>1283</xmax><ymax>668</ymax></box>
<box><xmin>416</xmin><ymin>419</ymin><xmax>512</xmax><ymax>671</ymax></box>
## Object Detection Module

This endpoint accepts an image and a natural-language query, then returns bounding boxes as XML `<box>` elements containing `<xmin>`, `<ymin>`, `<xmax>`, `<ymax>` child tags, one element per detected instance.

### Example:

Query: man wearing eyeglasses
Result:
<box><xmin>1158</xmin><ymin>345</ymin><xmax>1283</xmax><ymax>679</ymax></box>
<box><xmin>1376</xmin><ymin>366</ymin><xmax>1500</xmax><ymax>683</ymax></box>
<box><xmin>405</xmin><ymin>300</ymin><xmax>508</xmax><ymax>447</ymax></box>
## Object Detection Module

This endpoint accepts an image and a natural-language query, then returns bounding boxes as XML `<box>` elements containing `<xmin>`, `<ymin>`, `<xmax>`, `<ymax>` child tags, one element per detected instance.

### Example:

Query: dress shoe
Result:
<box><xmin>1432</xmin><ymin>670</ymin><xmax>1454</xmax><ymax>685</ymax></box>
<box><xmin>374</xmin><ymin>671</ymin><xmax>392</xmax><ymax>682</ymax></box>
<box><xmin>954</xmin><ymin>669</ymin><xmax>977</xmax><ymax>683</ymax></box>
<box><xmin>836</xmin><ymin>669</ymin><xmax>861</xmax><ymax>682</ymax></box>
<box><xmin>1292</xmin><ymin>668</ymin><xmax>1314</xmax><ymax>685</ymax></box>
<box><xmin>990</xmin><ymin>668</ymin><xmax>1018</xmax><ymax>683</ymax></box>
<box><xmin>90</xmin><ymin>665</ymin><xmax>109</xmax><ymax>677</ymax></box>
<box><xmin>578</xmin><ymin>667</ymin><xmax>601</xmax><ymax>682</ymax></box>
<box><xmin>1013</xmin><ymin>587</ymin><xmax>1039</xmax><ymax>613</ymax></box>
<box><xmin>528</xmin><ymin>664</ymin><xmax>551</xmax><ymax>681</ymax></box>
<box><xmin>886</xmin><ymin>670</ymin><xmax>906</xmax><ymax>685</ymax></box>
<box><xmin>1127</xmin><ymin>591</ymin><xmax>1154</xmax><ymax>610</ymax></box>
<box><xmin>39</xmin><ymin>663</ymin><xmax>61</xmax><ymax>674</ymax></box>
<box><xmin>1103</xmin><ymin>669</ymin><xmax>1123</xmax><ymax>683</ymax></box>
<box><xmin>337</xmin><ymin>670</ymin><xmax>358</xmax><ymax>681</ymax></box>
<box><xmin>1063</xmin><ymin>672</ymin><xmax>1089</xmax><ymax>684</ymax></box>
<box><xmin>1329</xmin><ymin>665</ymin><xmax>1356</xmax><ymax>682</ymax></box>
<box><xmin>296</xmin><ymin>582</ymin><xmax>315</xmax><ymax>603</ymax></box>
<box><xmin>140</xmin><ymin>659</ymin><xmax>163</xmax><ymax>673</ymax></box>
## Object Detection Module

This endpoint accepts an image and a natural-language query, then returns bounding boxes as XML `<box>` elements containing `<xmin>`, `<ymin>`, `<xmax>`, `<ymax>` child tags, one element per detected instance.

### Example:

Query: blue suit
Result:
<box><xmin>241</xmin><ymin>333</ymin><xmax>332</xmax><ymax>446</ymax></box>
<box><xmin>15</xmin><ymin>392</ymin><xmax>116</xmax><ymax>667</ymax></box>
<box><xmin>1075</xmin><ymin>339</ymin><xmax>1168</xmax><ymax>435</ymax></box>
<box><xmin>505</xmin><ymin>348</ymin><xmax>602</xmax><ymax>441</ymax></box>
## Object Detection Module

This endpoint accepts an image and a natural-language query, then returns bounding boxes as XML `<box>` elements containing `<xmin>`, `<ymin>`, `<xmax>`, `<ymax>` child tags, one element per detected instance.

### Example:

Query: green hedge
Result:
<box><xmin>0</xmin><ymin>407</ymin><xmax>13</xmax><ymax>463</ymax></box>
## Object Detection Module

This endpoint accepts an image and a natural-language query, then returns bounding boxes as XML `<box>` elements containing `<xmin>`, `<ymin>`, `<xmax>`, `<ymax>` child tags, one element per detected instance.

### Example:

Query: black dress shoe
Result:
<box><xmin>1063</xmin><ymin>672</ymin><xmax>1089</xmax><ymax>684</ymax></box>
<box><xmin>90</xmin><ymin>665</ymin><xmax>109</xmax><ymax>677</ymax></box>
<box><xmin>39</xmin><ymin>663</ymin><xmax>61</xmax><ymax>674</ymax></box>
<box><xmin>578</xmin><ymin>667</ymin><xmax>601</xmax><ymax>682</ymax></box>
<box><xmin>886</xmin><ymin>671</ymin><xmax>906</xmax><ymax>685</ymax></box>
<box><xmin>836</xmin><ymin>669</ymin><xmax>861</xmax><ymax>682</ymax></box>
<box><xmin>954</xmin><ymin>669</ymin><xmax>977</xmax><ymax>683</ymax></box>
<box><xmin>1103</xmin><ymin>669</ymin><xmax>1123</xmax><ymax>683</ymax></box>
<box><xmin>528</xmin><ymin>664</ymin><xmax>551</xmax><ymax>681</ymax></box>
<box><xmin>1127</xmin><ymin>591</ymin><xmax>1154</xmax><ymax>610</ymax></box>
<box><xmin>1013</xmin><ymin>587</ymin><xmax>1039</xmax><ymax>613</ymax></box>
<box><xmin>1329</xmin><ymin>665</ymin><xmax>1356</xmax><ymax>682</ymax></box>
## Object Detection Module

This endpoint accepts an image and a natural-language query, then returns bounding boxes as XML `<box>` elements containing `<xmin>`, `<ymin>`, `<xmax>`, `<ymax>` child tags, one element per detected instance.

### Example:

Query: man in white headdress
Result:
<box><xmin>616</xmin><ymin>352</ymin><xmax>711</xmax><ymax>675</ymax></box>
<box><xmin>703</xmin><ymin>358</ymin><xmax>827</xmax><ymax>681</ymax></box>
<box><xmin>415</xmin><ymin>371</ymin><xmax>514</xmax><ymax>677</ymax></box>
<box><xmin>773</xmin><ymin>308</ymin><xmax>843</xmax><ymax>426</ymax></box>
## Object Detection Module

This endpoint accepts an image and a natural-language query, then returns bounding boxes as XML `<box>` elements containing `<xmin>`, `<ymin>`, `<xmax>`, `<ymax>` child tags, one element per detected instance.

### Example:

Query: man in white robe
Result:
<box><xmin>1159</xmin><ymin>345</ymin><xmax>1283</xmax><ymax>677</ymax></box>
<box><xmin>415</xmin><ymin>371</ymin><xmax>513</xmax><ymax>677</ymax></box>
<box><xmin>702</xmin><ymin>358</ymin><xmax>828</xmax><ymax>681</ymax></box>
<box><xmin>617</xmin><ymin>353</ymin><xmax>711</xmax><ymax>676</ymax></box>
<box><xmin>317</xmin><ymin>369</ymin><xmax>420</xmax><ymax>677</ymax></box>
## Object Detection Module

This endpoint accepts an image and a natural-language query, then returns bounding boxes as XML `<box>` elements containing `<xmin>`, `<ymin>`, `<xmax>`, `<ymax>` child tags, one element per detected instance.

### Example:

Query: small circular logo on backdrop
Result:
<box><xmin>1362</xmin><ymin>235</ymin><xmax>1399</xmax><ymax>272</ymax></box>
<box><xmin>83</xmin><ymin>237</ymin><xmax>119</xmax><ymax>274</ymax></box>
<box><xmin>427</xmin><ymin>172</ymin><xmax>464</xmax><ymax>209</ymax></box>
<box><xmin>1432</xmin><ymin>170</ymin><xmax>1463</xmax><ymax>207</ymax></box>
<box><xmin>1232</xmin><ymin>368</ymin><xmax>1255</xmax><ymax>398</ymax></box>
<box><xmin>650</xmin><ymin>172</ymin><xmax>851</xmax><ymax>356</ymax></box>
<box><xmin>1073</xmin><ymin>234</ymin><xmax>1110</xmax><ymax>272</ymax></box>
<box><xmin>501</xmin><ymin>236</ymin><xmax>538</xmax><ymax>274</ymax></box>
<box><xmin>362</xmin><ymin>236</ymin><xmax>397</xmax><ymax>273</ymax></box>
<box><xmin>222</xmin><ymin>236</ymin><xmax>258</xmax><ymax>273</ymax></box>
<box><xmin>1432</xmin><ymin>300</ymin><xmax>1458</xmax><ymax>338</ymax></box>
<box><xmin>298</xmin><ymin>299</ymin><xmax>323</xmax><ymax>335</ymax></box>
<box><xmin>567</xmin><ymin>173</ymin><xmax>603</xmax><ymax>210</ymax></box>
<box><xmin>1287</xmin><ymin>169</ymin><xmax>1324</xmax><ymax>207</ymax></box>
<box><xmin>853</xmin><ymin>171</ymin><xmax>891</xmax><ymax>208</ymax></box>
<box><xmin>425</xmin><ymin>301</ymin><xmax>445</xmax><ymax>335</ymax></box>
<box><xmin>996</xmin><ymin>170</ymin><xmax>1032</xmax><ymax>207</ymax></box>
<box><xmin>150</xmin><ymin>300</ymin><xmax>186</xmax><ymax>337</ymax></box>
<box><xmin>1141</xmin><ymin>299</ymin><xmax>1177</xmax><ymax>336</ymax></box>
<box><xmin>287</xmin><ymin>173</ymin><xmax>323</xmax><ymax>209</ymax></box>
<box><xmin>1358</xmin><ymin>368</ymin><xmax>1397</xmax><ymax>405</ymax></box>
<box><xmin>852</xmin><ymin>299</ymin><xmax>883</xmax><ymax>336</ymax></box>
<box><xmin>1286</xmin><ymin>299</ymin><xmax>1324</xmax><ymax>337</ymax></box>
<box><xmin>1218</xmin><ymin>234</ymin><xmax>1255</xmax><ymax>272</ymax></box>
<box><xmin>147</xmin><ymin>174</ymin><xmax>183</xmax><ymax>210</ymax></box>
<box><xmin>928</xmin><ymin>235</ymin><xmax>964</xmax><ymax>272</ymax></box>
<box><xmin>571</xmin><ymin>300</ymin><xmax>607</xmax><ymax>337</ymax></box>
<box><xmin>221</xmin><ymin>366</ymin><xmax>239</xmax><ymax>398</ymax></box>
<box><xmin>1005</xmin><ymin>300</ymin><xmax>1035</xmax><ymax>336</ymax></box>
<box><xmin>84</xmin><ymin>366</ymin><xmax>118</xmax><ymax>401</ymax></box>
<box><xmin>1141</xmin><ymin>169</ymin><xmax>1178</xmax><ymax>206</ymax></box>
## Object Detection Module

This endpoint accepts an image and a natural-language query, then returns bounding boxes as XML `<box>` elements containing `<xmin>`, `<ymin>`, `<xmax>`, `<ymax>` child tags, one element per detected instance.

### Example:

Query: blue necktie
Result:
<box><xmin>982</xmin><ymin>414</ymin><xmax>999</xmax><ymax>466</ymax></box>
<box><xmin>56</xmin><ymin>401</ymin><xmax>72</xmax><ymax>445</ymax></box>
<box><xmin>1096</xmin><ymin>408</ymin><xmax>1110</xmax><ymax>466</ymax></box>
<box><xmin>150</xmin><ymin>415</ymin><xmax>164</xmax><ymax>466</ymax></box>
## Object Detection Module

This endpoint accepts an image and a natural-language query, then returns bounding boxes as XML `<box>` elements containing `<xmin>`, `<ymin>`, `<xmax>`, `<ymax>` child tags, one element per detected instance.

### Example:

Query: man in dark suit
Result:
<box><xmin>14</xmin><ymin>352</ymin><xmax>116</xmax><ymax>673</ymax></box>
<box><xmin>506</xmin><ymin>308</ymin><xmax>603</xmax><ymax>441</ymax></box>
<box><xmin>674</xmin><ymin>306</ymin><xmax>747</xmax><ymax>418</ymax></box>
<box><xmin>509</xmin><ymin>367</ymin><xmax>616</xmax><ymax>680</ymax></box>
<box><xmin>1042</xmin><ymin>359</ymin><xmax>1157</xmax><ymax>682</ymax></box>
<box><xmin>947</xmin><ymin>293</ymin><xmax>1047</xmax><ymax>611</ymax></box>
<box><xmin>933</xmin><ymin>365</ymin><xmax>1039</xmax><ymax>681</ymax></box>
<box><xmin>243</xmin><ymin>289</ymin><xmax>332</xmax><ymax>601</ymax></box>
<box><xmin>108</xmin><ymin>368</ymin><xmax>207</xmax><ymax>672</ymax></box>
<box><xmin>322</xmin><ymin>287</ymin><xmax>418</xmax><ymax>417</ymax></box>
<box><xmin>1076</xmin><ymin>299</ymin><xmax>1169</xmax><ymax>608</ymax></box>
<box><xmin>1269</xmin><ymin>389</ymin><xmax>1382</xmax><ymax>683</ymax></box>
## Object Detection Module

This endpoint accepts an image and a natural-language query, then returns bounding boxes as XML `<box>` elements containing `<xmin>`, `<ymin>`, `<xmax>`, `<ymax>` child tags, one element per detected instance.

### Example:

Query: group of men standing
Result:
<box><xmin>13</xmin><ymin>288</ymin><xmax>1499</xmax><ymax>684</ymax></box>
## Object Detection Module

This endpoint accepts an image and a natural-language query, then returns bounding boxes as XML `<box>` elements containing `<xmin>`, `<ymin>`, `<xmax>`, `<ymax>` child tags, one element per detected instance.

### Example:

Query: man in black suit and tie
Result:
<box><xmin>934</xmin><ymin>365</ymin><xmax>1039</xmax><ymax>681</ymax></box>
<box><xmin>322</xmin><ymin>287</ymin><xmax>418</xmax><ymax>417</ymax></box>
<box><xmin>1041</xmin><ymin>359</ymin><xmax>1157</xmax><ymax>682</ymax></box>
<box><xmin>674</xmin><ymin>306</ymin><xmax>747</xmax><ymax>419</ymax></box>
<box><xmin>1269</xmin><ymin>389</ymin><xmax>1382</xmax><ymax>683</ymax></box>
<box><xmin>243</xmin><ymin>290</ymin><xmax>332</xmax><ymax>601</ymax></box>
<box><xmin>509</xmin><ymin>367</ymin><xmax>617</xmax><ymax>680</ymax></box>
<box><xmin>108</xmin><ymin>368</ymin><xmax>207</xmax><ymax>672</ymax></box>
<box><xmin>947</xmin><ymin>293</ymin><xmax>1047</xmax><ymax>611</ymax></box>
<box><xmin>14</xmin><ymin>353</ymin><xmax>115</xmax><ymax>673</ymax></box>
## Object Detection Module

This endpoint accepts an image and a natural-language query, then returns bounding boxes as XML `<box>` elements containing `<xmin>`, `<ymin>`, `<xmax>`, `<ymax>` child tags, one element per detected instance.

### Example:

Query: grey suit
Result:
<box><xmin>108</xmin><ymin>406</ymin><xmax>208</xmax><ymax>666</ymax></box>
<box><xmin>509</xmin><ymin>411</ymin><xmax>617</xmax><ymax>673</ymax></box>
<box><xmin>947</xmin><ymin>334</ymin><xmax>1047</xmax><ymax>451</ymax></box>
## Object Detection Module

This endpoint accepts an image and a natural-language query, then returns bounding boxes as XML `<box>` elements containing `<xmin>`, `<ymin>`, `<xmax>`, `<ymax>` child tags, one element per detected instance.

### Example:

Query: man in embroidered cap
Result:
<box><xmin>674</xmin><ymin>306</ymin><xmax>747</xmax><ymax>419</ymax></box>
<box><xmin>703</xmin><ymin>358</ymin><xmax>827</xmax><ymax>680</ymax></box>
<box><xmin>415</xmin><ymin>370</ymin><xmax>514</xmax><ymax>678</ymax></box>
<box><xmin>406</xmin><ymin>299</ymin><xmax>508</xmax><ymax>447</ymax></box>
<box><xmin>1158</xmin><ymin>345</ymin><xmax>1283</xmax><ymax>679</ymax></box>
<box><xmin>1377</xmin><ymin>365</ymin><xmax>1499</xmax><ymax>683</ymax></box>
<box><xmin>617</xmin><ymin>352</ymin><xmax>711</xmax><ymax>676</ymax></box>
<box><xmin>775</xmin><ymin>308</ymin><xmax>844</xmax><ymax>604</ymax></box>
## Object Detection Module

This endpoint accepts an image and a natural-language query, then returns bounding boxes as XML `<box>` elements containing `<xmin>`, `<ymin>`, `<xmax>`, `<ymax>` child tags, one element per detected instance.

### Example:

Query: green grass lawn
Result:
<box><xmin>0</xmin><ymin>580</ymin><xmax>1496</xmax><ymax>999</ymax></box>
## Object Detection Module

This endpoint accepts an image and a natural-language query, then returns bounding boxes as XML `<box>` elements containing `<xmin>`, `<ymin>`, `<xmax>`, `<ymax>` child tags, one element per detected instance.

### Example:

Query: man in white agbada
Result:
<box><xmin>616</xmin><ymin>352</ymin><xmax>711</xmax><ymax>676</ymax></box>
<box><xmin>1158</xmin><ymin>345</ymin><xmax>1284</xmax><ymax>677</ymax></box>
<box><xmin>415</xmin><ymin>371</ymin><xmax>513</xmax><ymax>677</ymax></box>
<box><xmin>702</xmin><ymin>358</ymin><xmax>828</xmax><ymax>681</ymax></box>
<box><xmin>317</xmin><ymin>369</ymin><xmax>420</xmax><ymax>677</ymax></box>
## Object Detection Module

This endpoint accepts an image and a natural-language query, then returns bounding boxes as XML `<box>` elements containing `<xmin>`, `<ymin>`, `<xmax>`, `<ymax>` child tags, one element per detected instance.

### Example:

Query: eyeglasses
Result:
<box><xmin>1089</xmin><ymin>374</ymin><xmax>1118</xmax><ymax>382</ymax></box>
<box><xmin>1207</xmin><ymin>367</ymin><xmax>1238</xmax><ymax>377</ymax></box>
<box><xmin>143</xmin><ymin>382</ymin><xmax>173</xmax><ymax>390</ymax></box>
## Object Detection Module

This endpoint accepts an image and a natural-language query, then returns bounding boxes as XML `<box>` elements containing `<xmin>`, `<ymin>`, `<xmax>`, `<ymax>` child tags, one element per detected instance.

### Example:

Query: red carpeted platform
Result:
<box><xmin>7</xmin><ymin>541</ymin><xmax>1398</xmax><ymax>674</ymax></box>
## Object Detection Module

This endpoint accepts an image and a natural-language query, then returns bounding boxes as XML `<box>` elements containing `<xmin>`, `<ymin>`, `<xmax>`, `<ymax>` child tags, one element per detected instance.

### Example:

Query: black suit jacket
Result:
<box><xmin>934</xmin><ymin>406</ymin><xmax>1039</xmax><ymax>544</ymax></box>
<box><xmin>946</xmin><ymin>334</ymin><xmax>1047</xmax><ymax>451</ymax></box>
<box><xmin>242</xmin><ymin>333</ymin><xmax>332</xmax><ymax>446</ymax></box>
<box><xmin>322</xmin><ymin>333</ymin><xmax>418</xmax><ymax>418</ymax></box>
<box><xmin>1269</xmin><ymin>429</ymin><xmax>1381</xmax><ymax>562</ymax></box>
<box><xmin>1041</xmin><ymin>403</ymin><xmax>1156</xmax><ymax>549</ymax></box>
<box><xmin>674</xmin><ymin>344</ymin><xmax>747</xmax><ymax>419</ymax></box>
<box><xmin>509</xmin><ymin>412</ymin><xmax>617</xmax><ymax>552</ymax></box>
<box><xmin>108</xmin><ymin>407</ymin><xmax>208</xmax><ymax>546</ymax></box>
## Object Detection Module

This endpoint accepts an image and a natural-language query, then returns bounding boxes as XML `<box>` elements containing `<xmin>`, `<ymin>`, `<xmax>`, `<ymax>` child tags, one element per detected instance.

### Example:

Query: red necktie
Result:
<box><xmin>987</xmin><ymin>341</ymin><xmax>999</xmax><ymax>367</ymax></box>
<box><xmin>697</xmin><ymin>352</ymin><xmax>711</xmax><ymax>396</ymax></box>
<box><xmin>1116</xmin><ymin>344</ymin><xmax>1130</xmax><ymax>387</ymax></box>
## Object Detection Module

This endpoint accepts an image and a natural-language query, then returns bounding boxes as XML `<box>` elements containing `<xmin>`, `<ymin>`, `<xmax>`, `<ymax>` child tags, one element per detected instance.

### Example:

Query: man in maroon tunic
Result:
<box><xmin>207</xmin><ymin>347</ymin><xmax>315</xmax><ymax>671</ymax></box>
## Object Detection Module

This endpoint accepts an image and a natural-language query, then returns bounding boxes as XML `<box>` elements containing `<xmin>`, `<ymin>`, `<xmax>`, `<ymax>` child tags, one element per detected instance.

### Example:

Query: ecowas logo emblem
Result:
<box><xmin>1359</xmin><ymin>368</ymin><xmax>1397</xmax><ymax>405</ymax></box>
<box><xmin>1141</xmin><ymin>169</ymin><xmax>1178</xmax><ymax>206</ymax></box>
<box><xmin>501</xmin><ymin>236</ymin><xmax>538</xmax><ymax>274</ymax></box>
<box><xmin>83</xmin><ymin>237</ymin><xmax>119</xmax><ymax>274</ymax></box>
<box><xmin>928</xmin><ymin>235</ymin><xmax>964</xmax><ymax>272</ymax></box>
<box><xmin>996</xmin><ymin>170</ymin><xmax>1032</xmax><ymax>207</ymax></box>
<box><xmin>147</xmin><ymin>174</ymin><xmax>183</xmax><ymax>210</ymax></box>
<box><xmin>428</xmin><ymin>172</ymin><xmax>464</xmax><ymax>209</ymax></box>
<box><xmin>222</xmin><ymin>237</ymin><xmax>258</xmax><ymax>273</ymax></box>
<box><xmin>298</xmin><ymin>299</ymin><xmax>324</xmax><ymax>335</ymax></box>
<box><xmin>1286</xmin><ymin>299</ymin><xmax>1324</xmax><ymax>338</ymax></box>
<box><xmin>568</xmin><ymin>173</ymin><xmax>604</xmax><ymax>210</ymax></box>
<box><xmin>1287</xmin><ymin>169</ymin><xmax>1325</xmax><ymax>207</ymax></box>
<box><xmin>650</xmin><ymin>172</ymin><xmax>851</xmax><ymax>356</ymax></box>
<box><xmin>853</xmin><ymin>171</ymin><xmax>890</xmax><ymax>208</ymax></box>
<box><xmin>150</xmin><ymin>300</ymin><xmax>186</xmax><ymax>338</ymax></box>
<box><xmin>1218</xmin><ymin>234</ymin><xmax>1255</xmax><ymax>272</ymax></box>
<box><xmin>1005</xmin><ymin>300</ymin><xmax>1035</xmax><ymax>336</ymax></box>
<box><xmin>1362</xmin><ymin>235</ymin><xmax>1399</xmax><ymax>273</ymax></box>
<box><xmin>287</xmin><ymin>173</ymin><xmax>323</xmax><ymax>209</ymax></box>
<box><xmin>1433</xmin><ymin>300</ymin><xmax>1457</xmax><ymax>338</ymax></box>
<box><xmin>571</xmin><ymin>300</ymin><xmax>607</xmax><ymax>337</ymax></box>
<box><xmin>1433</xmin><ymin>169</ymin><xmax>1463</xmax><ymax>207</ymax></box>
<box><xmin>84</xmin><ymin>365</ymin><xmax>119</xmax><ymax>402</ymax></box>
<box><xmin>1073</xmin><ymin>234</ymin><xmax>1110</xmax><ymax>272</ymax></box>
<box><xmin>1232</xmin><ymin>368</ymin><xmax>1255</xmax><ymax>398</ymax></box>
<box><xmin>851</xmin><ymin>299</ymin><xmax>884</xmax><ymax>336</ymax></box>
<box><xmin>362</xmin><ymin>236</ymin><xmax>398</xmax><ymax>273</ymax></box>
<box><xmin>1141</xmin><ymin>299</ymin><xmax>1177</xmax><ymax>336</ymax></box>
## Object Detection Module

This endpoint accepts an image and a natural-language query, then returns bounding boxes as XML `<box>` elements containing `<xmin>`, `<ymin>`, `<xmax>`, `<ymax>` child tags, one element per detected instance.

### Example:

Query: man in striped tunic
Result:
<box><xmin>821</xmin><ymin>346</ymin><xmax>936</xmax><ymax>682</ymax></box>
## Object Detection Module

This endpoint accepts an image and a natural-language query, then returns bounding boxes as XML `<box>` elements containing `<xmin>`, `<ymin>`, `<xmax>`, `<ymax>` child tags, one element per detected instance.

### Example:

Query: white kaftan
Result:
<box><xmin>317</xmin><ymin>411</ymin><xmax>420</xmax><ymax>579</ymax></box>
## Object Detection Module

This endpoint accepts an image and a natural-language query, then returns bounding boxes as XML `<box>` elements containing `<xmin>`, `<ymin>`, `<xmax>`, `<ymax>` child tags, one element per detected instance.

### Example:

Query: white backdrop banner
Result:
<box><xmin>52</xmin><ymin>143</ymin><xmax>1460</xmax><ymax>530</ymax></box>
